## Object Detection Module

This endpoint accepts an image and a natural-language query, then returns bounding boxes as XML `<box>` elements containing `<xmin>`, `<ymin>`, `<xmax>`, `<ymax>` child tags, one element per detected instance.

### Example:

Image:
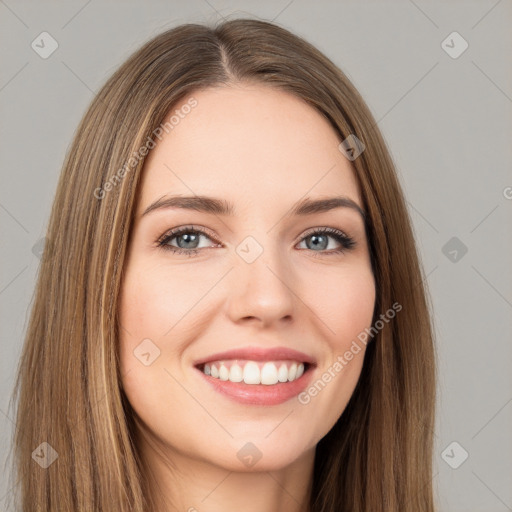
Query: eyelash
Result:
<box><xmin>156</xmin><ymin>224</ymin><xmax>356</xmax><ymax>258</ymax></box>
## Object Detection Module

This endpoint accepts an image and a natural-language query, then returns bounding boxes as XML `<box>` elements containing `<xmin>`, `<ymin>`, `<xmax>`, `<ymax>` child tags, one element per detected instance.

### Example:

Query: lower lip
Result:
<box><xmin>196</xmin><ymin>365</ymin><xmax>314</xmax><ymax>405</ymax></box>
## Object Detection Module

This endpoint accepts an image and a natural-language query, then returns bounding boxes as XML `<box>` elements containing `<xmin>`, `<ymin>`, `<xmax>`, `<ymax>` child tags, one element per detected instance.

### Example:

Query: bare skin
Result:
<box><xmin>118</xmin><ymin>82</ymin><xmax>376</xmax><ymax>512</ymax></box>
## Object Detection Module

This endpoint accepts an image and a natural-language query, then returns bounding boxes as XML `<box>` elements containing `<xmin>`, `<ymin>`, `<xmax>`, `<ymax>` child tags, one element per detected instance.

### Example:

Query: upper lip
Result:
<box><xmin>193</xmin><ymin>346</ymin><xmax>317</xmax><ymax>367</ymax></box>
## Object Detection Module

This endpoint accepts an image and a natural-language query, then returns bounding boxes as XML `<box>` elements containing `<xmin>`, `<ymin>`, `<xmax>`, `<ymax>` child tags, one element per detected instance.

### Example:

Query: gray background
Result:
<box><xmin>1</xmin><ymin>1</ymin><xmax>511</xmax><ymax>510</ymax></box>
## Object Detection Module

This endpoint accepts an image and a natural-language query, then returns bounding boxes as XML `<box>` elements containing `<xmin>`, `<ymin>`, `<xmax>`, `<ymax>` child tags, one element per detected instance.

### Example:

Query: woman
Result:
<box><xmin>10</xmin><ymin>18</ymin><xmax>437</xmax><ymax>511</ymax></box>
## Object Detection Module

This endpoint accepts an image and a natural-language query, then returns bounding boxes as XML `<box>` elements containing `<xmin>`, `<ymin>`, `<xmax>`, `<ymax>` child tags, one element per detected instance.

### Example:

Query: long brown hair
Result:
<box><xmin>8</xmin><ymin>18</ymin><xmax>437</xmax><ymax>511</ymax></box>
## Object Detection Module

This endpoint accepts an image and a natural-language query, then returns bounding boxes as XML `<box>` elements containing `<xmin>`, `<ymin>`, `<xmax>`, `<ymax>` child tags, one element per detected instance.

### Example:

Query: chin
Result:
<box><xmin>204</xmin><ymin>435</ymin><xmax>315</xmax><ymax>473</ymax></box>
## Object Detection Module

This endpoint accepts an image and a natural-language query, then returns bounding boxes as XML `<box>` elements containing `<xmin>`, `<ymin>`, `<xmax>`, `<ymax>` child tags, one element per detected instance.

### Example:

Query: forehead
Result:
<box><xmin>137</xmin><ymin>83</ymin><xmax>362</xmax><ymax>214</ymax></box>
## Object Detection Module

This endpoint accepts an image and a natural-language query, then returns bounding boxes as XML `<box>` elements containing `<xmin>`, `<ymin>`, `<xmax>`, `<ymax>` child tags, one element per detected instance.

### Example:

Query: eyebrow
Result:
<box><xmin>141</xmin><ymin>195</ymin><xmax>366</xmax><ymax>221</ymax></box>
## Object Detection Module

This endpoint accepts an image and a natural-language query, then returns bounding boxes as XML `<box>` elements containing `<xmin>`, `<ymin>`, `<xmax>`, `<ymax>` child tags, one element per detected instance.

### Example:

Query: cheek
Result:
<box><xmin>117</xmin><ymin>261</ymin><xmax>200</xmax><ymax>439</ymax></box>
<box><xmin>310</xmin><ymin>264</ymin><xmax>376</xmax><ymax>345</ymax></box>
<box><xmin>118</xmin><ymin>259</ymin><xmax>212</xmax><ymax>344</ymax></box>
<box><xmin>297</xmin><ymin>265</ymin><xmax>375</xmax><ymax>427</ymax></box>
<box><xmin>117</xmin><ymin>260</ymin><xmax>175</xmax><ymax>383</ymax></box>
<box><xmin>117</xmin><ymin>257</ymin><xmax>224</xmax><ymax>401</ymax></box>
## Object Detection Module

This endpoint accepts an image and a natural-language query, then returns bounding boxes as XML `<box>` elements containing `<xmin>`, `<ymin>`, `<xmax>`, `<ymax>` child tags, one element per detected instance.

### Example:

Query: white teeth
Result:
<box><xmin>261</xmin><ymin>362</ymin><xmax>279</xmax><ymax>385</ymax></box>
<box><xmin>277</xmin><ymin>363</ymin><xmax>288</xmax><ymax>382</ymax></box>
<box><xmin>201</xmin><ymin>359</ymin><xmax>308</xmax><ymax>385</ymax></box>
<box><xmin>219</xmin><ymin>364</ymin><xmax>229</xmax><ymax>381</ymax></box>
<box><xmin>243</xmin><ymin>361</ymin><xmax>261</xmax><ymax>384</ymax></box>
<box><xmin>229</xmin><ymin>363</ymin><xmax>243</xmax><ymax>382</ymax></box>
<box><xmin>288</xmin><ymin>362</ymin><xmax>297</xmax><ymax>381</ymax></box>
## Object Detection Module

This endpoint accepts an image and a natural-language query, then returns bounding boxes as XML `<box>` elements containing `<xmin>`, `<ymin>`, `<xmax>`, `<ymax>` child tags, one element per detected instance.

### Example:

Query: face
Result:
<box><xmin>118</xmin><ymin>83</ymin><xmax>376</xmax><ymax>473</ymax></box>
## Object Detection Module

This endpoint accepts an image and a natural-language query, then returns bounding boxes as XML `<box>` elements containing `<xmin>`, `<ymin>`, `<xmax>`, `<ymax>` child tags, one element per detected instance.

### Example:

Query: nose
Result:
<box><xmin>226</xmin><ymin>246</ymin><xmax>296</xmax><ymax>327</ymax></box>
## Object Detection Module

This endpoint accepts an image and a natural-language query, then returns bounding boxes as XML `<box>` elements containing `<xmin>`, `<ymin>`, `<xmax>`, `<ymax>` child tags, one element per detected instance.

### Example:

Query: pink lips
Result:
<box><xmin>194</xmin><ymin>346</ymin><xmax>316</xmax><ymax>406</ymax></box>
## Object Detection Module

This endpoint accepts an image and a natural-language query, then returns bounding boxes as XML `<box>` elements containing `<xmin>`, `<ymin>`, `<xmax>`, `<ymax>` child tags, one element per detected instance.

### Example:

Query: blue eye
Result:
<box><xmin>297</xmin><ymin>227</ymin><xmax>356</xmax><ymax>253</ymax></box>
<box><xmin>156</xmin><ymin>225</ymin><xmax>356</xmax><ymax>257</ymax></box>
<box><xmin>156</xmin><ymin>225</ymin><xmax>219</xmax><ymax>257</ymax></box>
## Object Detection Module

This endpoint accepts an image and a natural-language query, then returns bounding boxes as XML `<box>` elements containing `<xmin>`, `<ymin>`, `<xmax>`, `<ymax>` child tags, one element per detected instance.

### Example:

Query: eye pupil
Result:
<box><xmin>307</xmin><ymin>234</ymin><xmax>328</xmax><ymax>250</ymax></box>
<box><xmin>178</xmin><ymin>233</ymin><xmax>199</xmax><ymax>249</ymax></box>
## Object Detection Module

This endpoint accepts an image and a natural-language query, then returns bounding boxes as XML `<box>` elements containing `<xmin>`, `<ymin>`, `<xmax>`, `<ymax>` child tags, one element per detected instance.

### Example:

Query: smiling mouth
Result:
<box><xmin>195</xmin><ymin>359</ymin><xmax>312</xmax><ymax>385</ymax></box>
